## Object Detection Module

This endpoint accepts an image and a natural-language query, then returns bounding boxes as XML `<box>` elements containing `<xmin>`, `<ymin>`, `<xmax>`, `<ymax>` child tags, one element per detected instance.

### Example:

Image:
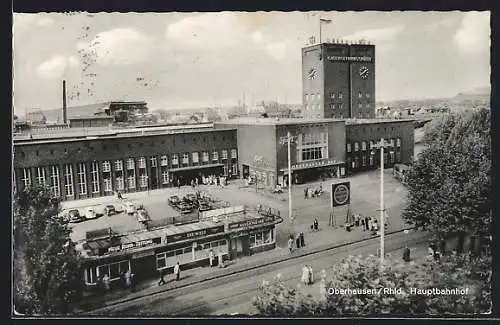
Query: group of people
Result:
<box><xmin>202</xmin><ymin>175</ymin><xmax>227</xmax><ymax>186</ymax></box>
<box><xmin>208</xmin><ymin>249</ymin><xmax>226</xmax><ymax>268</ymax></box>
<box><xmin>158</xmin><ymin>262</ymin><xmax>181</xmax><ymax>286</ymax></box>
<box><xmin>288</xmin><ymin>232</ymin><xmax>306</xmax><ymax>253</ymax></box>
<box><xmin>301</xmin><ymin>265</ymin><xmax>314</xmax><ymax>285</ymax></box>
<box><xmin>96</xmin><ymin>269</ymin><xmax>135</xmax><ymax>293</ymax></box>
<box><xmin>427</xmin><ymin>244</ymin><xmax>442</xmax><ymax>261</ymax></box>
<box><xmin>304</xmin><ymin>184</ymin><xmax>323</xmax><ymax>199</ymax></box>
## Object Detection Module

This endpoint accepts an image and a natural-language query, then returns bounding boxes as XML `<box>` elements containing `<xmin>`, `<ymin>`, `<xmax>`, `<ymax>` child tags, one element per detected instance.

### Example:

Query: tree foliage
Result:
<box><xmin>403</xmin><ymin>108</ymin><xmax>491</xmax><ymax>240</ymax></box>
<box><xmin>252</xmin><ymin>253</ymin><xmax>491</xmax><ymax>316</ymax></box>
<box><xmin>13</xmin><ymin>185</ymin><xmax>84</xmax><ymax>315</ymax></box>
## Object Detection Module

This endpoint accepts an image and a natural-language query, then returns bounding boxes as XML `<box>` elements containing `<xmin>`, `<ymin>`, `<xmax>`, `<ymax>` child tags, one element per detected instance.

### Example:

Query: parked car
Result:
<box><xmin>68</xmin><ymin>209</ymin><xmax>85</xmax><ymax>223</ymax></box>
<box><xmin>178</xmin><ymin>202</ymin><xmax>194</xmax><ymax>214</ymax></box>
<box><xmin>84</xmin><ymin>207</ymin><xmax>98</xmax><ymax>220</ymax></box>
<box><xmin>104</xmin><ymin>204</ymin><xmax>116</xmax><ymax>216</ymax></box>
<box><xmin>168</xmin><ymin>195</ymin><xmax>180</xmax><ymax>207</ymax></box>
<box><xmin>124</xmin><ymin>202</ymin><xmax>137</xmax><ymax>215</ymax></box>
<box><xmin>136</xmin><ymin>208</ymin><xmax>151</xmax><ymax>223</ymax></box>
<box><xmin>198</xmin><ymin>201</ymin><xmax>212</xmax><ymax>212</ymax></box>
<box><xmin>185</xmin><ymin>193</ymin><xmax>197</xmax><ymax>203</ymax></box>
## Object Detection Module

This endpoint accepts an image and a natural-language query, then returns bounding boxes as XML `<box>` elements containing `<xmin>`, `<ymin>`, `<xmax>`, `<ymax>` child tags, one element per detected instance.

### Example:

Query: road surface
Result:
<box><xmin>87</xmin><ymin>229</ymin><xmax>430</xmax><ymax>316</ymax></box>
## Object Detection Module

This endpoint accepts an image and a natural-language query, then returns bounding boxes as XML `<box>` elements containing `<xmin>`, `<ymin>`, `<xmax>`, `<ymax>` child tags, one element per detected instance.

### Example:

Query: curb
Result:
<box><xmin>82</xmin><ymin>227</ymin><xmax>412</xmax><ymax>314</ymax></box>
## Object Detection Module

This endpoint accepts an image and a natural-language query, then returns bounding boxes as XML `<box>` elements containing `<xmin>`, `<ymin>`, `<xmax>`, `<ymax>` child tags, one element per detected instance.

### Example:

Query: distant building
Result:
<box><xmin>25</xmin><ymin>109</ymin><xmax>47</xmax><ymax>125</ymax></box>
<box><xmin>68</xmin><ymin>116</ymin><xmax>115</xmax><ymax>128</ymax></box>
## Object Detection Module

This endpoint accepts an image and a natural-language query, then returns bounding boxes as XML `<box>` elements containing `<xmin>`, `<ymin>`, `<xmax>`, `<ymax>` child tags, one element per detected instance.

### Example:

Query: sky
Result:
<box><xmin>12</xmin><ymin>11</ymin><xmax>490</xmax><ymax>115</ymax></box>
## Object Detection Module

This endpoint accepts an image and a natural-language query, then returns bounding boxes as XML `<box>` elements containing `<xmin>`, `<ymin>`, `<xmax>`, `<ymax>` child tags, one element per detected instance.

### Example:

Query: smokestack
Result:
<box><xmin>62</xmin><ymin>80</ymin><xmax>67</xmax><ymax>124</ymax></box>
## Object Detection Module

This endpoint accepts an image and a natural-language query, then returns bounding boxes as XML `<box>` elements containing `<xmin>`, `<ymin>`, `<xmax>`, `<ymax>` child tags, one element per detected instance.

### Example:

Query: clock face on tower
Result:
<box><xmin>359</xmin><ymin>66</ymin><xmax>369</xmax><ymax>79</ymax></box>
<box><xmin>307</xmin><ymin>67</ymin><xmax>317</xmax><ymax>80</ymax></box>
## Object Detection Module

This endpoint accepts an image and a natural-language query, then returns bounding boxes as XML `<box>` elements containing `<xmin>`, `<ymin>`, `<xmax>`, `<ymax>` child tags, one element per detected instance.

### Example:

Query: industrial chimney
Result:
<box><xmin>62</xmin><ymin>80</ymin><xmax>67</xmax><ymax>124</ymax></box>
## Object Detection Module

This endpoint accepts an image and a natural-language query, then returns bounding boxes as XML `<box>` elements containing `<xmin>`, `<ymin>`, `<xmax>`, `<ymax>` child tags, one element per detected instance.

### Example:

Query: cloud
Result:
<box><xmin>37</xmin><ymin>17</ymin><xmax>54</xmax><ymax>27</ymax></box>
<box><xmin>252</xmin><ymin>31</ymin><xmax>264</xmax><ymax>43</ymax></box>
<box><xmin>78</xmin><ymin>28</ymin><xmax>153</xmax><ymax>66</ymax></box>
<box><xmin>36</xmin><ymin>55</ymin><xmax>79</xmax><ymax>79</ymax></box>
<box><xmin>343</xmin><ymin>25</ymin><xmax>405</xmax><ymax>43</ymax></box>
<box><xmin>166</xmin><ymin>12</ymin><xmax>248</xmax><ymax>50</ymax></box>
<box><xmin>265</xmin><ymin>41</ymin><xmax>288</xmax><ymax>60</ymax></box>
<box><xmin>454</xmin><ymin>12</ymin><xmax>490</xmax><ymax>54</ymax></box>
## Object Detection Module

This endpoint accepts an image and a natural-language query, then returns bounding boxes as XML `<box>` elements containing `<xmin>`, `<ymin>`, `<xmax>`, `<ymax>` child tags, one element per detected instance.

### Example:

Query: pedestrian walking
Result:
<box><xmin>301</xmin><ymin>265</ymin><xmax>309</xmax><ymax>285</ymax></box>
<box><xmin>288</xmin><ymin>237</ymin><xmax>294</xmax><ymax>254</ymax></box>
<box><xmin>129</xmin><ymin>273</ymin><xmax>136</xmax><ymax>292</ymax></box>
<box><xmin>364</xmin><ymin>216</ymin><xmax>370</xmax><ymax>231</ymax></box>
<box><xmin>124</xmin><ymin>269</ymin><xmax>132</xmax><ymax>289</ymax></box>
<box><xmin>319</xmin><ymin>278</ymin><xmax>327</xmax><ymax>301</ymax></box>
<box><xmin>300</xmin><ymin>232</ymin><xmax>305</xmax><ymax>247</ymax></box>
<box><xmin>218</xmin><ymin>250</ymin><xmax>224</xmax><ymax>268</ymax></box>
<box><xmin>174</xmin><ymin>262</ymin><xmax>181</xmax><ymax>281</ymax></box>
<box><xmin>355</xmin><ymin>214</ymin><xmax>360</xmax><ymax>227</ymax></box>
<box><xmin>403</xmin><ymin>245</ymin><xmax>411</xmax><ymax>262</ymax></box>
<box><xmin>304</xmin><ymin>187</ymin><xmax>308</xmax><ymax>199</ymax></box>
<box><xmin>367</xmin><ymin>218</ymin><xmax>373</xmax><ymax>231</ymax></box>
<box><xmin>314</xmin><ymin>218</ymin><xmax>319</xmax><ymax>231</ymax></box>
<box><xmin>308</xmin><ymin>265</ymin><xmax>314</xmax><ymax>285</ymax></box>
<box><xmin>209</xmin><ymin>249</ymin><xmax>215</xmax><ymax>267</ymax></box>
<box><xmin>102</xmin><ymin>274</ymin><xmax>110</xmax><ymax>292</ymax></box>
<box><xmin>158</xmin><ymin>268</ymin><xmax>166</xmax><ymax>286</ymax></box>
<box><xmin>117</xmin><ymin>191</ymin><xmax>123</xmax><ymax>200</ymax></box>
<box><xmin>296</xmin><ymin>235</ymin><xmax>301</xmax><ymax>249</ymax></box>
<box><xmin>361</xmin><ymin>217</ymin><xmax>365</xmax><ymax>230</ymax></box>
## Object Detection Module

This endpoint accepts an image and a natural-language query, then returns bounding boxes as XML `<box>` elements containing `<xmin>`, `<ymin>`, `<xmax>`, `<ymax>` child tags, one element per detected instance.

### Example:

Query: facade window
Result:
<box><xmin>305</xmin><ymin>104</ymin><xmax>309</xmax><ymax>111</ymax></box>
<box><xmin>36</xmin><ymin>167</ymin><xmax>46</xmax><ymax>186</ymax></box>
<box><xmin>91</xmin><ymin>162</ymin><xmax>99</xmax><ymax>194</ymax></box>
<box><xmin>369</xmin><ymin>154</ymin><xmax>374</xmax><ymax>166</ymax></box>
<box><xmin>127</xmin><ymin>158</ymin><xmax>135</xmax><ymax>170</ymax></box>
<box><xmin>150</xmin><ymin>157</ymin><xmax>157</xmax><ymax>168</ymax></box>
<box><xmin>347</xmin><ymin>143</ymin><xmax>351</xmax><ymax>153</ymax></box>
<box><xmin>21</xmin><ymin>168</ymin><xmax>31</xmax><ymax>188</ymax></box>
<box><xmin>365</xmin><ymin>103</ymin><xmax>370</xmax><ymax>108</ymax></box>
<box><xmin>97</xmin><ymin>260</ymin><xmax>130</xmax><ymax>281</ymax></box>
<box><xmin>64</xmin><ymin>164</ymin><xmax>74</xmax><ymax>197</ymax></box>
<box><xmin>104</xmin><ymin>178</ymin><xmax>113</xmax><ymax>193</ymax></box>
<box><xmin>221</xmin><ymin>150</ymin><xmax>228</xmax><ymax>160</ymax></box>
<box><xmin>305</xmin><ymin>94</ymin><xmax>309</xmax><ymax>101</ymax></box>
<box><xmin>330</xmin><ymin>92</ymin><xmax>335</xmax><ymax>99</ymax></box>
<box><xmin>182</xmin><ymin>153</ymin><xmax>189</xmax><ymax>165</ymax></box>
<box><xmin>329</xmin><ymin>103</ymin><xmax>335</xmax><ymax>110</ymax></box>
<box><xmin>370</xmin><ymin>140</ymin><xmax>375</xmax><ymax>149</ymax></box>
<box><xmin>161</xmin><ymin>170</ymin><xmax>169</xmax><ymax>184</ymax></box>
<box><xmin>114</xmin><ymin>160</ymin><xmax>123</xmax><ymax>171</ymax></box>
<box><xmin>366</xmin><ymin>92</ymin><xmax>371</xmax><ymax>98</ymax></box>
<box><xmin>127</xmin><ymin>167</ymin><xmax>136</xmax><ymax>189</ymax></box>
<box><xmin>389</xmin><ymin>151</ymin><xmax>395</xmax><ymax>164</ymax></box>
<box><xmin>212</xmin><ymin>151</ymin><xmax>219</xmax><ymax>161</ymax></box>
<box><xmin>354</xmin><ymin>142</ymin><xmax>359</xmax><ymax>152</ymax></box>
<box><xmin>138</xmin><ymin>157</ymin><xmax>146</xmax><ymax>169</ymax></box>
<box><xmin>361</xmin><ymin>141</ymin><xmax>367</xmax><ymax>151</ymax></box>
<box><xmin>116</xmin><ymin>176</ymin><xmax>124</xmax><ymax>191</ymax></box>
<box><xmin>50</xmin><ymin>166</ymin><xmax>60</xmax><ymax>197</ymax></box>
<box><xmin>77</xmin><ymin>163</ymin><xmax>87</xmax><ymax>195</ymax></box>
<box><xmin>396</xmin><ymin>138</ymin><xmax>401</xmax><ymax>147</ymax></box>
<box><xmin>362</xmin><ymin>155</ymin><xmax>367</xmax><ymax>167</ymax></box>
<box><xmin>358</xmin><ymin>103</ymin><xmax>362</xmax><ymax>109</ymax></box>
<box><xmin>192</xmin><ymin>152</ymin><xmax>199</xmax><ymax>164</ymax></box>
<box><xmin>339</xmin><ymin>92</ymin><xmax>343</xmax><ymax>99</ymax></box>
<box><xmin>232</xmin><ymin>163</ymin><xmax>238</xmax><ymax>175</ymax></box>
<box><xmin>160</xmin><ymin>155</ymin><xmax>168</xmax><ymax>166</ymax></box>
<box><xmin>301</xmin><ymin>147</ymin><xmax>324</xmax><ymax>161</ymax></box>
<box><xmin>202</xmin><ymin>152</ymin><xmax>209</xmax><ymax>162</ymax></box>
<box><xmin>339</xmin><ymin>103</ymin><xmax>343</xmax><ymax>110</ymax></box>
<box><xmin>249</xmin><ymin>229</ymin><xmax>274</xmax><ymax>248</ymax></box>
<box><xmin>316</xmin><ymin>93</ymin><xmax>321</xmax><ymax>100</ymax></box>
<box><xmin>231</xmin><ymin>149</ymin><xmax>237</xmax><ymax>159</ymax></box>
<box><xmin>171</xmin><ymin>154</ymin><xmax>179</xmax><ymax>166</ymax></box>
<box><xmin>390</xmin><ymin>139</ymin><xmax>395</xmax><ymax>147</ymax></box>
<box><xmin>139</xmin><ymin>173</ymin><xmax>148</xmax><ymax>188</ymax></box>
<box><xmin>396</xmin><ymin>151</ymin><xmax>402</xmax><ymax>162</ymax></box>
<box><xmin>102</xmin><ymin>161</ymin><xmax>111</xmax><ymax>172</ymax></box>
<box><xmin>358</xmin><ymin>92</ymin><xmax>363</xmax><ymax>98</ymax></box>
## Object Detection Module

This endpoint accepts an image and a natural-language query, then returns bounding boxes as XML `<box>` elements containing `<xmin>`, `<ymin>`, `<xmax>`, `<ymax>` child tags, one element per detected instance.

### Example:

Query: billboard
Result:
<box><xmin>331</xmin><ymin>181</ymin><xmax>350</xmax><ymax>207</ymax></box>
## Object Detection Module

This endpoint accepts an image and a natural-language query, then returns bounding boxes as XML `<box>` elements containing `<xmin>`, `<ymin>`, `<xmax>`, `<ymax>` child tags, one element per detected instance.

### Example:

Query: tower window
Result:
<box><xmin>339</xmin><ymin>92</ymin><xmax>343</xmax><ymax>99</ymax></box>
<box><xmin>330</xmin><ymin>92</ymin><xmax>335</xmax><ymax>99</ymax></box>
<box><xmin>366</xmin><ymin>92</ymin><xmax>371</xmax><ymax>98</ymax></box>
<box><xmin>329</xmin><ymin>103</ymin><xmax>335</xmax><ymax>110</ymax></box>
<box><xmin>358</xmin><ymin>92</ymin><xmax>363</xmax><ymax>98</ymax></box>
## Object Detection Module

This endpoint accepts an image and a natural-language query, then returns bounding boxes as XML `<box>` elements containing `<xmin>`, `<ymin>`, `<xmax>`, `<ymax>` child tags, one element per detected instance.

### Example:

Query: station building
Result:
<box><xmin>77</xmin><ymin>206</ymin><xmax>282</xmax><ymax>287</ymax></box>
<box><xmin>13</xmin><ymin>123</ymin><xmax>239</xmax><ymax>200</ymax></box>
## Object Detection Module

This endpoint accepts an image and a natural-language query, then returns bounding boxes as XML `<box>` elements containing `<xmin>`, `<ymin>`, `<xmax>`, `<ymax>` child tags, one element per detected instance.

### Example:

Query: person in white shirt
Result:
<box><xmin>174</xmin><ymin>262</ymin><xmax>180</xmax><ymax>281</ymax></box>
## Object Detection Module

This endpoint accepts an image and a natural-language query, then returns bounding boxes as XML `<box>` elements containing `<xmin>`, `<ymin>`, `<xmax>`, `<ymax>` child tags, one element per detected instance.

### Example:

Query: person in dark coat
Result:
<box><xmin>313</xmin><ymin>219</ymin><xmax>319</xmax><ymax>231</ymax></box>
<box><xmin>300</xmin><ymin>232</ymin><xmax>305</xmax><ymax>247</ymax></box>
<box><xmin>304</xmin><ymin>187</ymin><xmax>308</xmax><ymax>199</ymax></box>
<box><xmin>296</xmin><ymin>236</ymin><xmax>301</xmax><ymax>249</ymax></box>
<box><xmin>403</xmin><ymin>245</ymin><xmax>411</xmax><ymax>262</ymax></box>
<box><xmin>364</xmin><ymin>216</ymin><xmax>370</xmax><ymax>231</ymax></box>
<box><xmin>158</xmin><ymin>269</ymin><xmax>166</xmax><ymax>286</ymax></box>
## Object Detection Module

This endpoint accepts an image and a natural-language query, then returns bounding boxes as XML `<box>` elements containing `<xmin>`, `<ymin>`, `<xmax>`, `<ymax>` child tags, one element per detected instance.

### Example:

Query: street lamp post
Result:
<box><xmin>371</xmin><ymin>137</ymin><xmax>392</xmax><ymax>269</ymax></box>
<box><xmin>279</xmin><ymin>131</ymin><xmax>297</xmax><ymax>233</ymax></box>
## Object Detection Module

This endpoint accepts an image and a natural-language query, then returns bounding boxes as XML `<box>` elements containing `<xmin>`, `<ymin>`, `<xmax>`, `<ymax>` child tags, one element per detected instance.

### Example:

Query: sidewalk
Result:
<box><xmin>76</xmin><ymin>221</ymin><xmax>410</xmax><ymax>314</ymax></box>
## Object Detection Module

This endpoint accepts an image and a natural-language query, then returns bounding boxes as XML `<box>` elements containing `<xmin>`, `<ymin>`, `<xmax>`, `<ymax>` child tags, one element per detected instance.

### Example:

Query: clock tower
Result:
<box><xmin>302</xmin><ymin>42</ymin><xmax>375</xmax><ymax>119</ymax></box>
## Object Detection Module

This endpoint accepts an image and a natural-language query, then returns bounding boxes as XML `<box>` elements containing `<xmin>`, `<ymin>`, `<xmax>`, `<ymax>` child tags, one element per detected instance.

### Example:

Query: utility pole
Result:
<box><xmin>279</xmin><ymin>132</ymin><xmax>297</xmax><ymax>234</ymax></box>
<box><xmin>372</xmin><ymin>137</ymin><xmax>392</xmax><ymax>269</ymax></box>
